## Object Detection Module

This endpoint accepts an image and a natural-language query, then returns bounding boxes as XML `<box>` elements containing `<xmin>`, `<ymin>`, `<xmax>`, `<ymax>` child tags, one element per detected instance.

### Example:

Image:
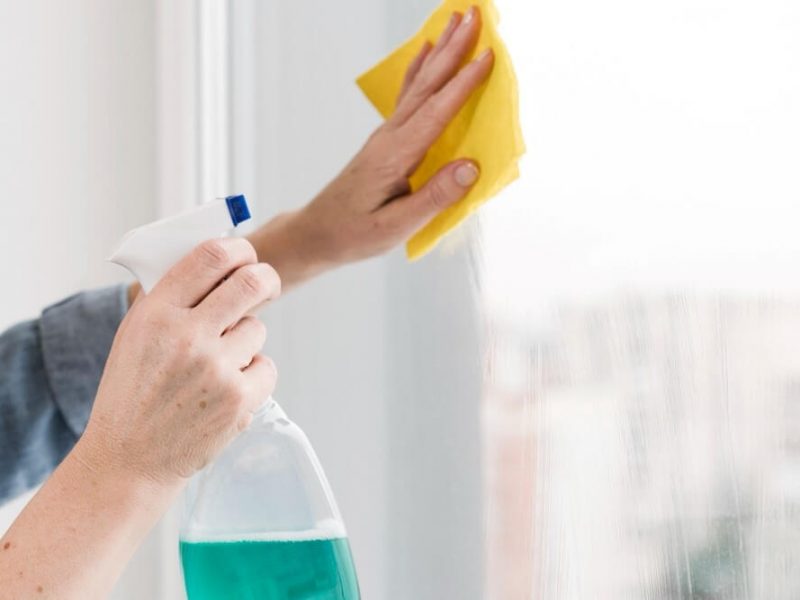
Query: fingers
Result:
<box><xmin>398</xmin><ymin>11</ymin><xmax>464</xmax><ymax>103</ymax></box>
<box><xmin>399</xmin><ymin>41</ymin><xmax>433</xmax><ymax>104</ymax></box>
<box><xmin>152</xmin><ymin>238</ymin><xmax>258</xmax><ymax>308</ymax></box>
<box><xmin>195</xmin><ymin>262</ymin><xmax>281</xmax><ymax>333</ymax></box>
<box><xmin>222</xmin><ymin>316</ymin><xmax>267</xmax><ymax>370</ymax></box>
<box><xmin>378</xmin><ymin>159</ymin><xmax>480</xmax><ymax>234</ymax></box>
<box><xmin>392</xmin><ymin>6</ymin><xmax>482</xmax><ymax>126</ymax></box>
<box><xmin>240</xmin><ymin>354</ymin><xmax>278</xmax><ymax>414</ymax></box>
<box><xmin>435</xmin><ymin>10</ymin><xmax>464</xmax><ymax>49</ymax></box>
<box><xmin>398</xmin><ymin>49</ymin><xmax>495</xmax><ymax>161</ymax></box>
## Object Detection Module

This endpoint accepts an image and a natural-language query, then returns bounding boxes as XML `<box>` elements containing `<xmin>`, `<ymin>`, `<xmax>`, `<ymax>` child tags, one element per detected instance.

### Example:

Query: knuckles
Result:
<box><xmin>250</xmin><ymin>355</ymin><xmax>279</xmax><ymax>400</ymax></box>
<box><xmin>426</xmin><ymin>177</ymin><xmax>452</xmax><ymax>211</ymax></box>
<box><xmin>239</xmin><ymin>316</ymin><xmax>268</xmax><ymax>344</ymax></box>
<box><xmin>196</xmin><ymin>239</ymin><xmax>232</xmax><ymax>270</ymax></box>
<box><xmin>232</xmin><ymin>263</ymin><xmax>282</xmax><ymax>302</ymax></box>
<box><xmin>237</xmin><ymin>265</ymin><xmax>268</xmax><ymax>296</ymax></box>
<box><xmin>252</xmin><ymin>319</ymin><xmax>268</xmax><ymax>348</ymax></box>
<box><xmin>410</xmin><ymin>74</ymin><xmax>436</xmax><ymax>102</ymax></box>
<box><xmin>195</xmin><ymin>238</ymin><xmax>258</xmax><ymax>271</ymax></box>
<box><xmin>261</xmin><ymin>355</ymin><xmax>278</xmax><ymax>380</ymax></box>
<box><xmin>416</xmin><ymin>100</ymin><xmax>449</xmax><ymax>135</ymax></box>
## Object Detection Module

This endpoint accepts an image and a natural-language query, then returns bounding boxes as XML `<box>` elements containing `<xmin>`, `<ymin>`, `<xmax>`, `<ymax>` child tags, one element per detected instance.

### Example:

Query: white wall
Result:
<box><xmin>0</xmin><ymin>0</ymin><xmax>158</xmax><ymax>595</ymax></box>
<box><xmin>0</xmin><ymin>0</ymin><xmax>157</xmax><ymax>328</ymax></box>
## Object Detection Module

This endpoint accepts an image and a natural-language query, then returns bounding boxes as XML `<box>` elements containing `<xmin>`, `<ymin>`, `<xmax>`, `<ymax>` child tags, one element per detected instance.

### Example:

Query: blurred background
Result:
<box><xmin>1</xmin><ymin>0</ymin><xmax>800</xmax><ymax>599</ymax></box>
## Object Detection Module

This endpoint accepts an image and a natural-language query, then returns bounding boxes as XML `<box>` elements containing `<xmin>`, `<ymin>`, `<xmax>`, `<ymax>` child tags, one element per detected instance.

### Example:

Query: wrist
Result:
<box><xmin>70</xmin><ymin>430</ymin><xmax>186</xmax><ymax>504</ymax></box>
<box><xmin>248</xmin><ymin>207</ymin><xmax>340</xmax><ymax>290</ymax></box>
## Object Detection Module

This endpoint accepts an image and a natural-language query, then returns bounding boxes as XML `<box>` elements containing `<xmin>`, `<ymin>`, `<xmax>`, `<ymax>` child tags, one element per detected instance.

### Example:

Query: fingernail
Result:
<box><xmin>440</xmin><ymin>13</ymin><xmax>459</xmax><ymax>38</ymax></box>
<box><xmin>447</xmin><ymin>12</ymin><xmax>459</xmax><ymax>28</ymax></box>
<box><xmin>455</xmin><ymin>162</ymin><xmax>479</xmax><ymax>187</ymax></box>
<box><xmin>478</xmin><ymin>47</ymin><xmax>494</xmax><ymax>61</ymax></box>
<box><xmin>463</xmin><ymin>6</ymin><xmax>477</xmax><ymax>25</ymax></box>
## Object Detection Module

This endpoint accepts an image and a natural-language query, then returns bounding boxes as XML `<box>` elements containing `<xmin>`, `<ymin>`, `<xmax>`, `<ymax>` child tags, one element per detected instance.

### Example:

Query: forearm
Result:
<box><xmin>246</xmin><ymin>209</ymin><xmax>339</xmax><ymax>291</ymax></box>
<box><xmin>0</xmin><ymin>438</ymin><xmax>182</xmax><ymax>599</ymax></box>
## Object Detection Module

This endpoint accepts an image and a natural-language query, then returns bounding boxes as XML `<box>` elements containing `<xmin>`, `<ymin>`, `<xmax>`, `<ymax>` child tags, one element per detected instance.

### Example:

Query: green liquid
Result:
<box><xmin>180</xmin><ymin>537</ymin><xmax>360</xmax><ymax>600</ymax></box>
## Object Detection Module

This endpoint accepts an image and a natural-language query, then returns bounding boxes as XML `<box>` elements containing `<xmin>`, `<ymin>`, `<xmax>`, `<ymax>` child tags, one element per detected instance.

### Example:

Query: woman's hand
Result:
<box><xmin>82</xmin><ymin>237</ymin><xmax>280</xmax><ymax>485</ymax></box>
<box><xmin>1</xmin><ymin>238</ymin><xmax>280</xmax><ymax>599</ymax></box>
<box><xmin>251</xmin><ymin>6</ymin><xmax>494</xmax><ymax>288</ymax></box>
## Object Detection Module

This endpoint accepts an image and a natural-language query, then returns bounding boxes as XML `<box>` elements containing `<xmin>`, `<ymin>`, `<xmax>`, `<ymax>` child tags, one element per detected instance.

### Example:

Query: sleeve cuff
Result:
<box><xmin>39</xmin><ymin>285</ymin><xmax>129</xmax><ymax>437</ymax></box>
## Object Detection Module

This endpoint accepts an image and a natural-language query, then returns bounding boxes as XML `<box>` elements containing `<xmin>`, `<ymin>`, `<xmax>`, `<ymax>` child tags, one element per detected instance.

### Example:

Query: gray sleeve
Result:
<box><xmin>0</xmin><ymin>285</ymin><xmax>128</xmax><ymax>504</ymax></box>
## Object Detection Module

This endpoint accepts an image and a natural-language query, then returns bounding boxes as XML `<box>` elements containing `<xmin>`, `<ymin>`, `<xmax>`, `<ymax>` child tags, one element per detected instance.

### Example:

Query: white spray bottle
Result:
<box><xmin>109</xmin><ymin>196</ymin><xmax>360</xmax><ymax>600</ymax></box>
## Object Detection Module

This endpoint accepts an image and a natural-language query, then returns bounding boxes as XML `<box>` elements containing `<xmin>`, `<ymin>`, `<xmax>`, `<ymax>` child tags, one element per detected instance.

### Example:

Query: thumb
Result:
<box><xmin>385</xmin><ymin>160</ymin><xmax>480</xmax><ymax>233</ymax></box>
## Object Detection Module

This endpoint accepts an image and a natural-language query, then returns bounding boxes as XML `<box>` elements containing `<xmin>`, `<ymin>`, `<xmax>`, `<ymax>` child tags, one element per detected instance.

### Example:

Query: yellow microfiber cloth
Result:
<box><xmin>357</xmin><ymin>0</ymin><xmax>525</xmax><ymax>260</ymax></box>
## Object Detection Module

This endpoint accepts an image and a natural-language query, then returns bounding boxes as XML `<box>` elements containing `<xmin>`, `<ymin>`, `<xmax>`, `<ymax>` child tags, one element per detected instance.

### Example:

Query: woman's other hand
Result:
<box><xmin>253</xmin><ymin>6</ymin><xmax>494</xmax><ymax>287</ymax></box>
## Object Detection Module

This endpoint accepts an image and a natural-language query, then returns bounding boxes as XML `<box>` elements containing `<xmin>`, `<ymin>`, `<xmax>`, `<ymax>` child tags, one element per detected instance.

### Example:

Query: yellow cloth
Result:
<box><xmin>357</xmin><ymin>0</ymin><xmax>525</xmax><ymax>260</ymax></box>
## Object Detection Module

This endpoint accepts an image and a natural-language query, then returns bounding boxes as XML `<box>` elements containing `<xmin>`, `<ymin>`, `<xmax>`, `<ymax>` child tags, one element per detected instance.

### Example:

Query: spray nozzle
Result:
<box><xmin>109</xmin><ymin>195</ymin><xmax>252</xmax><ymax>294</ymax></box>
<box><xmin>225</xmin><ymin>195</ymin><xmax>251</xmax><ymax>226</ymax></box>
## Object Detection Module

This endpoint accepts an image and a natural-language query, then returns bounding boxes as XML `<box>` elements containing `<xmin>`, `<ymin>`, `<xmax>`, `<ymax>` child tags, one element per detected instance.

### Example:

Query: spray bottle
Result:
<box><xmin>109</xmin><ymin>196</ymin><xmax>360</xmax><ymax>600</ymax></box>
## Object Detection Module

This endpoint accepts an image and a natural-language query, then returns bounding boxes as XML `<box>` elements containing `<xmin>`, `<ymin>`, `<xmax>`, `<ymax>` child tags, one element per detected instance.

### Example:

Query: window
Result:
<box><xmin>481</xmin><ymin>0</ymin><xmax>800</xmax><ymax>597</ymax></box>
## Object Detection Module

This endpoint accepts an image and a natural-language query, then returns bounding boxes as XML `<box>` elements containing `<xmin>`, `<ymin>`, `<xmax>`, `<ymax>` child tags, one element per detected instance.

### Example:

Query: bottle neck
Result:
<box><xmin>253</xmin><ymin>397</ymin><xmax>289</xmax><ymax>423</ymax></box>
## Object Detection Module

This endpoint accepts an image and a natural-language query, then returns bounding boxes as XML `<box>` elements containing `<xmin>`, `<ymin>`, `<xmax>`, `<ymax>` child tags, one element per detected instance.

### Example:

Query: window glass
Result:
<box><xmin>482</xmin><ymin>0</ymin><xmax>800</xmax><ymax>597</ymax></box>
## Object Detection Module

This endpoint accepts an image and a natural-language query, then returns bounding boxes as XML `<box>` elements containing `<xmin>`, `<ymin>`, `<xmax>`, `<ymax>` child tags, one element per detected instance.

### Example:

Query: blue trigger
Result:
<box><xmin>225</xmin><ymin>195</ymin><xmax>252</xmax><ymax>226</ymax></box>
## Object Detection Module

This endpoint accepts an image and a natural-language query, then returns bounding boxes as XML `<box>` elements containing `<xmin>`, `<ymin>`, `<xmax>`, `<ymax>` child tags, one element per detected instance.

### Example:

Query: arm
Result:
<box><xmin>0</xmin><ymin>444</ymin><xmax>182</xmax><ymax>597</ymax></box>
<box><xmin>1</xmin><ymin>239</ymin><xmax>279</xmax><ymax>598</ymax></box>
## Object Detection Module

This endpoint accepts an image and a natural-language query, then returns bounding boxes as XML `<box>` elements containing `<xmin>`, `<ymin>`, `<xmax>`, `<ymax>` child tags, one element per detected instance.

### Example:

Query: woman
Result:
<box><xmin>0</xmin><ymin>7</ymin><xmax>492</xmax><ymax>598</ymax></box>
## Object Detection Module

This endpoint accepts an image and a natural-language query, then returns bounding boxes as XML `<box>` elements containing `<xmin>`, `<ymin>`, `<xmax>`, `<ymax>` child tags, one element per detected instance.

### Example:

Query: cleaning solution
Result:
<box><xmin>180</xmin><ymin>399</ymin><xmax>359</xmax><ymax>600</ymax></box>
<box><xmin>109</xmin><ymin>197</ymin><xmax>360</xmax><ymax>600</ymax></box>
